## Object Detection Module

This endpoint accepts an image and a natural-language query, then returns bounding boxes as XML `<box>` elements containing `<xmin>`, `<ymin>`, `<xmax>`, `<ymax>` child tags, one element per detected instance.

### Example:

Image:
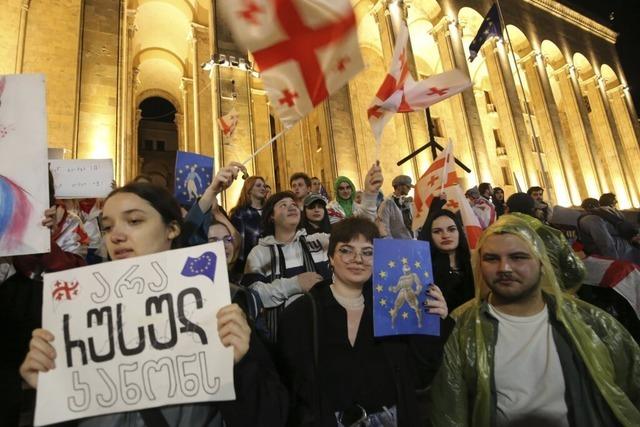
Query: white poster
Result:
<box><xmin>50</xmin><ymin>159</ymin><xmax>114</xmax><ymax>198</ymax></box>
<box><xmin>0</xmin><ymin>74</ymin><xmax>50</xmax><ymax>256</ymax></box>
<box><xmin>34</xmin><ymin>243</ymin><xmax>235</xmax><ymax>426</ymax></box>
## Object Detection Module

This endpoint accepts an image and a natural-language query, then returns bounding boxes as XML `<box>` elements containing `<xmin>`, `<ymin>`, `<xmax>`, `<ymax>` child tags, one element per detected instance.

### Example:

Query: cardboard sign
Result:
<box><xmin>50</xmin><ymin>159</ymin><xmax>114</xmax><ymax>198</ymax></box>
<box><xmin>0</xmin><ymin>74</ymin><xmax>50</xmax><ymax>256</ymax></box>
<box><xmin>34</xmin><ymin>243</ymin><xmax>235</xmax><ymax>426</ymax></box>
<box><xmin>372</xmin><ymin>239</ymin><xmax>440</xmax><ymax>337</ymax></box>
<box><xmin>174</xmin><ymin>151</ymin><xmax>213</xmax><ymax>206</ymax></box>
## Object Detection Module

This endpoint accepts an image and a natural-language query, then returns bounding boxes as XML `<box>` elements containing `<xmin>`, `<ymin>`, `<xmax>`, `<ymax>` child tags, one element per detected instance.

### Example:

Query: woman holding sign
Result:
<box><xmin>277</xmin><ymin>217</ymin><xmax>453</xmax><ymax>427</ymax></box>
<box><xmin>19</xmin><ymin>170</ymin><xmax>287</xmax><ymax>426</ymax></box>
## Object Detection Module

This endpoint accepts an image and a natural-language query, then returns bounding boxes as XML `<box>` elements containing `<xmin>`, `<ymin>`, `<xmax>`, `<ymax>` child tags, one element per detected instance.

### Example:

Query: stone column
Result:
<box><xmin>432</xmin><ymin>17</ymin><xmax>491</xmax><ymax>185</ymax></box>
<box><xmin>582</xmin><ymin>76</ymin><xmax>633</xmax><ymax>207</ymax></box>
<box><xmin>124</xmin><ymin>10</ymin><xmax>137</xmax><ymax>182</ymax></box>
<box><xmin>481</xmin><ymin>38</ymin><xmax>534</xmax><ymax>188</ymax></box>
<box><xmin>14</xmin><ymin>0</ymin><xmax>32</xmax><ymax>73</ymax></box>
<box><xmin>180</xmin><ymin>78</ymin><xmax>191</xmax><ymax>152</ymax></box>
<box><xmin>174</xmin><ymin>112</ymin><xmax>183</xmax><ymax>156</ymax></box>
<box><xmin>133</xmin><ymin>108</ymin><xmax>142</xmax><ymax>177</ymax></box>
<box><xmin>519</xmin><ymin>52</ymin><xmax>573</xmax><ymax>205</ymax></box>
<box><xmin>551</xmin><ymin>65</ymin><xmax>603</xmax><ymax>196</ymax></box>
<box><xmin>608</xmin><ymin>85</ymin><xmax>640</xmax><ymax>201</ymax></box>
<box><xmin>189</xmin><ymin>26</ymin><xmax>202</xmax><ymax>154</ymax></box>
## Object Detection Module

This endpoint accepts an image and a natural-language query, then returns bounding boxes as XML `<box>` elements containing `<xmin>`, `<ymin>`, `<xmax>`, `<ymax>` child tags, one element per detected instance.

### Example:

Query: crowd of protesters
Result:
<box><xmin>1</xmin><ymin>160</ymin><xmax>639</xmax><ymax>427</ymax></box>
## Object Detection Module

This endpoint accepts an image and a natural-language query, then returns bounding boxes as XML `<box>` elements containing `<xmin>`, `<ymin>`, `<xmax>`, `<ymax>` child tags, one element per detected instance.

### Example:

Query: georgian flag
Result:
<box><xmin>217</xmin><ymin>108</ymin><xmax>239</xmax><ymax>139</ymax></box>
<box><xmin>219</xmin><ymin>0</ymin><xmax>364</xmax><ymax>129</ymax></box>
<box><xmin>368</xmin><ymin>22</ymin><xmax>472</xmax><ymax>142</ymax></box>
<box><xmin>582</xmin><ymin>255</ymin><xmax>640</xmax><ymax>318</ymax></box>
<box><xmin>412</xmin><ymin>142</ymin><xmax>482</xmax><ymax>249</ymax></box>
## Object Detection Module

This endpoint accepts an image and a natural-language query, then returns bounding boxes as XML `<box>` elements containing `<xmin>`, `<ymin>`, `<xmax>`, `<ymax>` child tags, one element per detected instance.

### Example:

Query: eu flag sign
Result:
<box><xmin>468</xmin><ymin>3</ymin><xmax>502</xmax><ymax>62</ymax></box>
<box><xmin>174</xmin><ymin>151</ymin><xmax>214</xmax><ymax>206</ymax></box>
<box><xmin>373</xmin><ymin>239</ymin><xmax>440</xmax><ymax>337</ymax></box>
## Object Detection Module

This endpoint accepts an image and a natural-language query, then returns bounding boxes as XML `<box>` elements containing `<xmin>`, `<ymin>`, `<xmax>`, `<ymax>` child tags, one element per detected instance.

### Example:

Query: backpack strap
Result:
<box><xmin>299</xmin><ymin>235</ymin><xmax>317</xmax><ymax>273</ymax></box>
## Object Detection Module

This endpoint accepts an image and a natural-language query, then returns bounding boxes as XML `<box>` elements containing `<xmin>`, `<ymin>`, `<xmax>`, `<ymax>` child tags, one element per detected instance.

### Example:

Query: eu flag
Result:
<box><xmin>181</xmin><ymin>251</ymin><xmax>217</xmax><ymax>281</ymax></box>
<box><xmin>373</xmin><ymin>239</ymin><xmax>439</xmax><ymax>337</ymax></box>
<box><xmin>174</xmin><ymin>151</ymin><xmax>214</xmax><ymax>206</ymax></box>
<box><xmin>468</xmin><ymin>4</ymin><xmax>502</xmax><ymax>62</ymax></box>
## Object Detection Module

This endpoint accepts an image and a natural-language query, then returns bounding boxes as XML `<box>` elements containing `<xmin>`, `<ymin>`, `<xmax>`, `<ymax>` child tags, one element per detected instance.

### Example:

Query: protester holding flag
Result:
<box><xmin>19</xmin><ymin>181</ymin><xmax>288</xmax><ymax>427</ymax></box>
<box><xmin>418</xmin><ymin>201</ymin><xmax>474</xmax><ymax>313</ymax></box>
<box><xmin>327</xmin><ymin>163</ymin><xmax>382</xmax><ymax>225</ymax></box>
<box><xmin>278</xmin><ymin>217</ymin><xmax>452</xmax><ymax>426</ymax></box>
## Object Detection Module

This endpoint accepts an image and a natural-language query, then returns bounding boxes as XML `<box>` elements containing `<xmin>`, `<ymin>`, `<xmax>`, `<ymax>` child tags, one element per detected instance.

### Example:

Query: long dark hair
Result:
<box><xmin>104</xmin><ymin>182</ymin><xmax>183</xmax><ymax>248</ymax></box>
<box><xmin>420</xmin><ymin>209</ymin><xmax>471</xmax><ymax>268</ymax></box>
<box><xmin>301</xmin><ymin>201</ymin><xmax>331</xmax><ymax>235</ymax></box>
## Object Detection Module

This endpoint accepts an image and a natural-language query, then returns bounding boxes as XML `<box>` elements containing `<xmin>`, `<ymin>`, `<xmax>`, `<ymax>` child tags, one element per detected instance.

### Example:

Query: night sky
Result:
<box><xmin>564</xmin><ymin>0</ymin><xmax>640</xmax><ymax>112</ymax></box>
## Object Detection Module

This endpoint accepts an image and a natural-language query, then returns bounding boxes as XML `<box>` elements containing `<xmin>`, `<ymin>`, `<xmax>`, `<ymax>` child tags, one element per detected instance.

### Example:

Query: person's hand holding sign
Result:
<box><xmin>217</xmin><ymin>303</ymin><xmax>251</xmax><ymax>364</ymax></box>
<box><xmin>20</xmin><ymin>328</ymin><xmax>56</xmax><ymax>388</ymax></box>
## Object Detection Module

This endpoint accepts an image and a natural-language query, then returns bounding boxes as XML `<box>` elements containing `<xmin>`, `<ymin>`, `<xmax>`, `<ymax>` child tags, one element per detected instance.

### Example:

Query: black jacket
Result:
<box><xmin>277</xmin><ymin>282</ymin><xmax>453</xmax><ymax>426</ymax></box>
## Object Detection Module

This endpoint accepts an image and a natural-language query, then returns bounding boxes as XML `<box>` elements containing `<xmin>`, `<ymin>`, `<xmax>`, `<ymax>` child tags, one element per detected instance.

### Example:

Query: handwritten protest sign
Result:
<box><xmin>49</xmin><ymin>159</ymin><xmax>114</xmax><ymax>198</ymax></box>
<box><xmin>373</xmin><ymin>239</ymin><xmax>440</xmax><ymax>337</ymax></box>
<box><xmin>0</xmin><ymin>74</ymin><xmax>50</xmax><ymax>256</ymax></box>
<box><xmin>34</xmin><ymin>243</ymin><xmax>235</xmax><ymax>426</ymax></box>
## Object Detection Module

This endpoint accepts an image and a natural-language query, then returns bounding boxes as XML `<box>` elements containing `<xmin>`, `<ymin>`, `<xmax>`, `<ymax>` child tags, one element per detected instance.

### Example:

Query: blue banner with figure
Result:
<box><xmin>372</xmin><ymin>239</ymin><xmax>440</xmax><ymax>337</ymax></box>
<box><xmin>174</xmin><ymin>151</ymin><xmax>214</xmax><ymax>206</ymax></box>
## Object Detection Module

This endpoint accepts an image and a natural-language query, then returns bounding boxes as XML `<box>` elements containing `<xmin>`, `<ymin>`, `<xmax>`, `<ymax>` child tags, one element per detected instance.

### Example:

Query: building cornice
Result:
<box><xmin>524</xmin><ymin>0</ymin><xmax>617</xmax><ymax>44</ymax></box>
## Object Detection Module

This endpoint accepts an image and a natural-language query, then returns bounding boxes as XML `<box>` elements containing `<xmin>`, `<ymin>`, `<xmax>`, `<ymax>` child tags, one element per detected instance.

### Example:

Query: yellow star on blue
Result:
<box><xmin>402</xmin><ymin>311</ymin><xmax>409</xmax><ymax>319</ymax></box>
<box><xmin>379</xmin><ymin>298</ymin><xmax>387</xmax><ymax>306</ymax></box>
<box><xmin>379</xmin><ymin>270</ymin><xmax>387</xmax><ymax>279</ymax></box>
<box><xmin>376</xmin><ymin>284</ymin><xmax>383</xmax><ymax>293</ymax></box>
<box><xmin>423</xmin><ymin>271</ymin><xmax>430</xmax><ymax>278</ymax></box>
<box><xmin>414</xmin><ymin>261</ymin><xmax>421</xmax><ymax>268</ymax></box>
<box><xmin>401</xmin><ymin>257</ymin><xmax>408</xmax><ymax>264</ymax></box>
<box><xmin>388</xmin><ymin>260</ymin><xmax>396</xmax><ymax>268</ymax></box>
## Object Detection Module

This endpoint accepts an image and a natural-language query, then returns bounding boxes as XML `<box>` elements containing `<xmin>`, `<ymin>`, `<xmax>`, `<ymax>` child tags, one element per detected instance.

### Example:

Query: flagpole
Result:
<box><xmin>241</xmin><ymin>129</ymin><xmax>287</xmax><ymax>166</ymax></box>
<box><xmin>494</xmin><ymin>0</ymin><xmax>551</xmax><ymax>194</ymax></box>
<box><xmin>440</xmin><ymin>139</ymin><xmax>450</xmax><ymax>196</ymax></box>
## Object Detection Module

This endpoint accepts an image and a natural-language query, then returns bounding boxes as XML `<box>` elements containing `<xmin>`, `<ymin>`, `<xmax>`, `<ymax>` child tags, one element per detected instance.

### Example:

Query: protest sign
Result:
<box><xmin>34</xmin><ymin>243</ymin><xmax>235</xmax><ymax>426</ymax></box>
<box><xmin>174</xmin><ymin>151</ymin><xmax>213</xmax><ymax>206</ymax></box>
<box><xmin>0</xmin><ymin>73</ymin><xmax>50</xmax><ymax>256</ymax></box>
<box><xmin>50</xmin><ymin>159</ymin><xmax>114</xmax><ymax>198</ymax></box>
<box><xmin>372</xmin><ymin>239</ymin><xmax>439</xmax><ymax>337</ymax></box>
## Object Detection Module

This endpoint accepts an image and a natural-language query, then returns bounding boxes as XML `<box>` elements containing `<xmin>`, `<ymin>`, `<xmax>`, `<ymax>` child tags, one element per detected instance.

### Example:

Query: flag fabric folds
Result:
<box><xmin>468</xmin><ymin>3</ymin><xmax>502</xmax><ymax>62</ymax></box>
<box><xmin>217</xmin><ymin>108</ymin><xmax>239</xmax><ymax>139</ymax></box>
<box><xmin>368</xmin><ymin>22</ymin><xmax>472</xmax><ymax>142</ymax></box>
<box><xmin>412</xmin><ymin>142</ymin><xmax>483</xmax><ymax>249</ymax></box>
<box><xmin>219</xmin><ymin>0</ymin><xmax>364</xmax><ymax>128</ymax></box>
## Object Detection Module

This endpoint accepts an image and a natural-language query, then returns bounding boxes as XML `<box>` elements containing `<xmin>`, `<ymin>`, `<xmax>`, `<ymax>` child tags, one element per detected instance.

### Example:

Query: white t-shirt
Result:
<box><xmin>488</xmin><ymin>304</ymin><xmax>570</xmax><ymax>427</ymax></box>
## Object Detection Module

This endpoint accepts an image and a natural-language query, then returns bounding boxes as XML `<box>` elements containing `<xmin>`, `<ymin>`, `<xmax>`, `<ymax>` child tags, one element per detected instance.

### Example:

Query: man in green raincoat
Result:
<box><xmin>430</xmin><ymin>214</ymin><xmax>640</xmax><ymax>427</ymax></box>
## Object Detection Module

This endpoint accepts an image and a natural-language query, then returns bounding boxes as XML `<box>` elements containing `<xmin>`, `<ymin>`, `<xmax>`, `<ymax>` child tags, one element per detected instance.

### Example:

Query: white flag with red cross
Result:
<box><xmin>219</xmin><ymin>0</ymin><xmax>364</xmax><ymax>129</ymax></box>
<box><xmin>368</xmin><ymin>22</ymin><xmax>472</xmax><ymax>142</ymax></box>
<box><xmin>217</xmin><ymin>108</ymin><xmax>239</xmax><ymax>139</ymax></box>
<box><xmin>412</xmin><ymin>142</ymin><xmax>482</xmax><ymax>249</ymax></box>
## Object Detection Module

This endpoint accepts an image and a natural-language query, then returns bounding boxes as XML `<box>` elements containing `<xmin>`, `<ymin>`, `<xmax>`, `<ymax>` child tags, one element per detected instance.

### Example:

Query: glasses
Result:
<box><xmin>209</xmin><ymin>235</ymin><xmax>234</xmax><ymax>245</ymax></box>
<box><xmin>337</xmin><ymin>246</ymin><xmax>373</xmax><ymax>264</ymax></box>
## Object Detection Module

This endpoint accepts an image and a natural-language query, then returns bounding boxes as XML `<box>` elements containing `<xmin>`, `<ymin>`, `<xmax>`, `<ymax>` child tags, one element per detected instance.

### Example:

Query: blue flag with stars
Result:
<box><xmin>468</xmin><ymin>3</ymin><xmax>502</xmax><ymax>62</ymax></box>
<box><xmin>373</xmin><ymin>239</ymin><xmax>440</xmax><ymax>337</ymax></box>
<box><xmin>174</xmin><ymin>151</ymin><xmax>214</xmax><ymax>206</ymax></box>
<box><xmin>181</xmin><ymin>251</ymin><xmax>217</xmax><ymax>281</ymax></box>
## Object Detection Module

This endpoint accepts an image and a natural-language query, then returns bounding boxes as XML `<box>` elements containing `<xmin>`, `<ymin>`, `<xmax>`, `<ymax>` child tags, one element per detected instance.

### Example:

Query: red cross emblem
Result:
<box><xmin>428</xmin><ymin>87</ymin><xmax>449</xmax><ymax>96</ymax></box>
<box><xmin>52</xmin><ymin>280</ymin><xmax>79</xmax><ymax>301</ymax></box>
<box><xmin>279</xmin><ymin>89</ymin><xmax>299</xmax><ymax>107</ymax></box>
<box><xmin>427</xmin><ymin>175</ymin><xmax>439</xmax><ymax>186</ymax></box>
<box><xmin>446</xmin><ymin>199</ymin><xmax>459</xmax><ymax>209</ymax></box>
<box><xmin>251</xmin><ymin>0</ymin><xmax>356</xmax><ymax>106</ymax></box>
<box><xmin>336</xmin><ymin>56</ymin><xmax>350</xmax><ymax>72</ymax></box>
<box><xmin>367</xmin><ymin>105</ymin><xmax>384</xmax><ymax>119</ymax></box>
<box><xmin>238</xmin><ymin>1</ymin><xmax>263</xmax><ymax>25</ymax></box>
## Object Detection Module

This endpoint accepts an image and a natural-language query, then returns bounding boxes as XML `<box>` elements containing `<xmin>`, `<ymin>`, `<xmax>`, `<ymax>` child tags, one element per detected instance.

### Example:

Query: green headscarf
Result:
<box><xmin>333</xmin><ymin>176</ymin><xmax>356</xmax><ymax>218</ymax></box>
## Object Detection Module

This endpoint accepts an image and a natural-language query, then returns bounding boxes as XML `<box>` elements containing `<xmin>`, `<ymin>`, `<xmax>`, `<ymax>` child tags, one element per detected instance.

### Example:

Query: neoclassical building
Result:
<box><xmin>1</xmin><ymin>0</ymin><xmax>639</xmax><ymax>208</ymax></box>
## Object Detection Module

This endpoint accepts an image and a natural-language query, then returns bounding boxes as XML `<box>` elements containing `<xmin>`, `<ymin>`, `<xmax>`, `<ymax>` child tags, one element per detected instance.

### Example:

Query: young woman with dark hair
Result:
<box><xmin>301</xmin><ymin>193</ymin><xmax>331</xmax><ymax>235</ymax></box>
<box><xmin>278</xmin><ymin>217</ymin><xmax>452</xmax><ymax>426</ymax></box>
<box><xmin>19</xmin><ymin>180</ymin><xmax>288</xmax><ymax>427</ymax></box>
<box><xmin>418</xmin><ymin>208</ymin><xmax>474</xmax><ymax>312</ymax></box>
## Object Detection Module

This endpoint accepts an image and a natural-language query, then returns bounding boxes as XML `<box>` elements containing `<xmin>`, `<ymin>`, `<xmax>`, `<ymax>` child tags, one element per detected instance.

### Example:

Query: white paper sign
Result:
<box><xmin>35</xmin><ymin>243</ymin><xmax>235</xmax><ymax>426</ymax></box>
<box><xmin>0</xmin><ymin>74</ymin><xmax>50</xmax><ymax>256</ymax></box>
<box><xmin>50</xmin><ymin>159</ymin><xmax>114</xmax><ymax>198</ymax></box>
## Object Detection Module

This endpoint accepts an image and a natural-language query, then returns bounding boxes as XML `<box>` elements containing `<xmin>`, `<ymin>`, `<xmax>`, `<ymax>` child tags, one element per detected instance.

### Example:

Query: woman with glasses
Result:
<box><xmin>418</xmin><ymin>203</ymin><xmax>474</xmax><ymax>313</ymax></box>
<box><xmin>278</xmin><ymin>217</ymin><xmax>452</xmax><ymax>426</ymax></box>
